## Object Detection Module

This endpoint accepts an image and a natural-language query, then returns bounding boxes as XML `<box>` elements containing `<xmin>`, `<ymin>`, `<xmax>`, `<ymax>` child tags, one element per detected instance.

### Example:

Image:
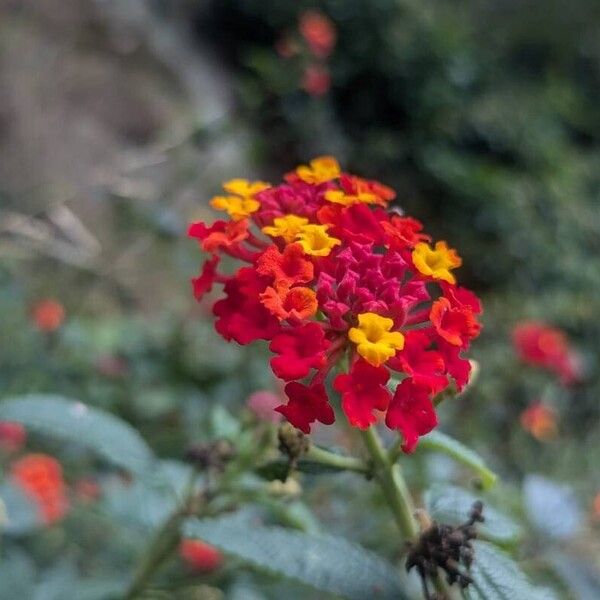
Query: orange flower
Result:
<box><xmin>256</xmin><ymin>243</ymin><xmax>314</xmax><ymax>290</ymax></box>
<box><xmin>261</xmin><ymin>286</ymin><xmax>318</xmax><ymax>321</ymax></box>
<box><xmin>593</xmin><ymin>492</ymin><xmax>600</xmax><ymax>522</ymax></box>
<box><xmin>31</xmin><ymin>299</ymin><xmax>65</xmax><ymax>332</ymax></box>
<box><xmin>179</xmin><ymin>539</ymin><xmax>223</xmax><ymax>572</ymax></box>
<box><xmin>11</xmin><ymin>454</ymin><xmax>69</xmax><ymax>524</ymax></box>
<box><xmin>520</xmin><ymin>402</ymin><xmax>558</xmax><ymax>441</ymax></box>
<box><xmin>298</xmin><ymin>10</ymin><xmax>336</xmax><ymax>58</ymax></box>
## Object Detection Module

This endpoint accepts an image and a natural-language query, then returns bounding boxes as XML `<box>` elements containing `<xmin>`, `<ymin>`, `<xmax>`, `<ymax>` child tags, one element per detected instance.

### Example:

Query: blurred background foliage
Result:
<box><xmin>0</xmin><ymin>0</ymin><xmax>599</xmax><ymax>598</ymax></box>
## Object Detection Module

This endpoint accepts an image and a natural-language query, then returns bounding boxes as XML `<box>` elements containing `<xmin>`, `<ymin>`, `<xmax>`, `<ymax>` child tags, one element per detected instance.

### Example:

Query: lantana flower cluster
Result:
<box><xmin>189</xmin><ymin>157</ymin><xmax>482</xmax><ymax>452</ymax></box>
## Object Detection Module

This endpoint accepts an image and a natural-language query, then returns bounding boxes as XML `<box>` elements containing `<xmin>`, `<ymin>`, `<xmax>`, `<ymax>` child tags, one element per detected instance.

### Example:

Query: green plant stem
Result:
<box><xmin>361</xmin><ymin>428</ymin><xmax>456</xmax><ymax>600</ymax></box>
<box><xmin>123</xmin><ymin>470</ymin><xmax>199</xmax><ymax>600</ymax></box>
<box><xmin>359</xmin><ymin>427</ymin><xmax>418</xmax><ymax>539</ymax></box>
<box><xmin>305</xmin><ymin>444</ymin><xmax>369</xmax><ymax>474</ymax></box>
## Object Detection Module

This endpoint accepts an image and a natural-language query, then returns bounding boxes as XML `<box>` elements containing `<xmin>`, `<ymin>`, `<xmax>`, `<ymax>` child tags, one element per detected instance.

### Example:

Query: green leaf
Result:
<box><xmin>0</xmin><ymin>395</ymin><xmax>153</xmax><ymax>475</ymax></box>
<box><xmin>0</xmin><ymin>482</ymin><xmax>41</xmax><ymax>535</ymax></box>
<box><xmin>424</xmin><ymin>485</ymin><xmax>521</xmax><ymax>545</ymax></box>
<box><xmin>184</xmin><ymin>512</ymin><xmax>408</xmax><ymax>600</ymax></box>
<box><xmin>417</xmin><ymin>431</ymin><xmax>498</xmax><ymax>489</ymax></box>
<box><xmin>467</xmin><ymin>541</ymin><xmax>559</xmax><ymax>600</ymax></box>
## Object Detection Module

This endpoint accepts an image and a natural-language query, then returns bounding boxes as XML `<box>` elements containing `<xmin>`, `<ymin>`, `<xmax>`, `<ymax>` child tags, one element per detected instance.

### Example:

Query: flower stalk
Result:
<box><xmin>360</xmin><ymin>426</ymin><xmax>418</xmax><ymax>540</ymax></box>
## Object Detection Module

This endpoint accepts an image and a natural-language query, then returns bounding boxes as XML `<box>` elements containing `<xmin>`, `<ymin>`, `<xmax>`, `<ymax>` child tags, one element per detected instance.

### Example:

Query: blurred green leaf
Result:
<box><xmin>0</xmin><ymin>482</ymin><xmax>41</xmax><ymax>535</ymax></box>
<box><xmin>424</xmin><ymin>485</ymin><xmax>521</xmax><ymax>545</ymax></box>
<box><xmin>467</xmin><ymin>541</ymin><xmax>559</xmax><ymax>600</ymax></box>
<box><xmin>0</xmin><ymin>395</ymin><xmax>154</xmax><ymax>474</ymax></box>
<box><xmin>0</xmin><ymin>549</ymin><xmax>36</xmax><ymax>600</ymax></box>
<box><xmin>417</xmin><ymin>431</ymin><xmax>498</xmax><ymax>489</ymax></box>
<box><xmin>548</xmin><ymin>551</ymin><xmax>600</xmax><ymax>600</ymax></box>
<box><xmin>184</xmin><ymin>512</ymin><xmax>408</xmax><ymax>600</ymax></box>
<box><xmin>523</xmin><ymin>475</ymin><xmax>582</xmax><ymax>540</ymax></box>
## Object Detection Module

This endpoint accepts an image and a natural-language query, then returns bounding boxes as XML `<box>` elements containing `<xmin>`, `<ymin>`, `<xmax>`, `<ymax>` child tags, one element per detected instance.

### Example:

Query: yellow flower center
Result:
<box><xmin>296</xmin><ymin>156</ymin><xmax>341</xmax><ymax>184</ymax></box>
<box><xmin>295</xmin><ymin>224</ymin><xmax>341</xmax><ymax>257</ymax></box>
<box><xmin>262</xmin><ymin>215</ymin><xmax>309</xmax><ymax>243</ymax></box>
<box><xmin>412</xmin><ymin>241</ymin><xmax>462</xmax><ymax>284</ymax></box>
<box><xmin>348</xmin><ymin>313</ymin><xmax>405</xmax><ymax>367</ymax></box>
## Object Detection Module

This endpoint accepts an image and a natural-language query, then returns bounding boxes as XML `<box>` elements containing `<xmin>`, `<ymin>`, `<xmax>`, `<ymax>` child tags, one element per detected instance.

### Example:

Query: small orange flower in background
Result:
<box><xmin>302</xmin><ymin>64</ymin><xmax>331</xmax><ymax>96</ymax></box>
<box><xmin>520</xmin><ymin>402</ymin><xmax>558</xmax><ymax>441</ymax></box>
<box><xmin>31</xmin><ymin>299</ymin><xmax>65</xmax><ymax>332</ymax></box>
<box><xmin>11</xmin><ymin>453</ymin><xmax>69</xmax><ymax>524</ymax></box>
<box><xmin>592</xmin><ymin>492</ymin><xmax>600</xmax><ymax>522</ymax></box>
<box><xmin>179</xmin><ymin>539</ymin><xmax>223</xmax><ymax>572</ymax></box>
<box><xmin>0</xmin><ymin>421</ymin><xmax>26</xmax><ymax>453</ymax></box>
<box><xmin>298</xmin><ymin>10</ymin><xmax>337</xmax><ymax>59</ymax></box>
<box><xmin>513</xmin><ymin>321</ymin><xmax>582</xmax><ymax>385</ymax></box>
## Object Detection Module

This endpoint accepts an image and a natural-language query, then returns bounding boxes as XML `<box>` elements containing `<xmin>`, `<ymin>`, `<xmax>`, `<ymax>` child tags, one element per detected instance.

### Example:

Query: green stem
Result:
<box><xmin>305</xmin><ymin>444</ymin><xmax>369</xmax><ymax>474</ymax></box>
<box><xmin>365</xmin><ymin>429</ymin><xmax>458</xmax><ymax>599</ymax></box>
<box><xmin>123</xmin><ymin>469</ymin><xmax>199</xmax><ymax>599</ymax></box>
<box><xmin>359</xmin><ymin>427</ymin><xmax>418</xmax><ymax>539</ymax></box>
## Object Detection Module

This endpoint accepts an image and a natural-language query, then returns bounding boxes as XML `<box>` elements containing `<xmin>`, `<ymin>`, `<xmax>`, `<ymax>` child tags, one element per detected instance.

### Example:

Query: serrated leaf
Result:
<box><xmin>548</xmin><ymin>551</ymin><xmax>600</xmax><ymax>600</ymax></box>
<box><xmin>0</xmin><ymin>482</ymin><xmax>41</xmax><ymax>535</ymax></box>
<box><xmin>467</xmin><ymin>541</ymin><xmax>559</xmax><ymax>600</ymax></box>
<box><xmin>418</xmin><ymin>431</ymin><xmax>497</xmax><ymax>489</ymax></box>
<box><xmin>523</xmin><ymin>475</ymin><xmax>582</xmax><ymax>540</ymax></box>
<box><xmin>0</xmin><ymin>395</ymin><xmax>154</xmax><ymax>474</ymax></box>
<box><xmin>424</xmin><ymin>485</ymin><xmax>521</xmax><ymax>545</ymax></box>
<box><xmin>184</xmin><ymin>512</ymin><xmax>408</xmax><ymax>600</ymax></box>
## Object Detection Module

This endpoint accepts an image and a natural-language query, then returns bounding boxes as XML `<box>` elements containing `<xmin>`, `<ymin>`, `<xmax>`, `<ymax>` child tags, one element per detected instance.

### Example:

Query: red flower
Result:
<box><xmin>513</xmin><ymin>321</ymin><xmax>581</xmax><ymax>385</ymax></box>
<box><xmin>430</xmin><ymin>297</ymin><xmax>481</xmax><ymax>348</ymax></box>
<box><xmin>298</xmin><ymin>10</ymin><xmax>336</xmax><ymax>58</ymax></box>
<box><xmin>334</xmin><ymin>359</ymin><xmax>391</xmax><ymax>429</ymax></box>
<box><xmin>256</xmin><ymin>243</ymin><xmax>314</xmax><ymax>289</ymax></box>
<box><xmin>385</xmin><ymin>379</ymin><xmax>438</xmax><ymax>453</ymax></box>
<box><xmin>0</xmin><ymin>421</ymin><xmax>26</xmax><ymax>453</ymax></box>
<box><xmin>189</xmin><ymin>157</ymin><xmax>481</xmax><ymax>452</ymax></box>
<box><xmin>382</xmin><ymin>216</ymin><xmax>431</xmax><ymax>249</ymax></box>
<box><xmin>213</xmin><ymin>268</ymin><xmax>280</xmax><ymax>344</ymax></box>
<box><xmin>276</xmin><ymin>381</ymin><xmax>335</xmax><ymax>433</ymax></box>
<box><xmin>439</xmin><ymin>342</ymin><xmax>472</xmax><ymax>391</ymax></box>
<box><xmin>31</xmin><ymin>299</ymin><xmax>65</xmax><ymax>332</ymax></box>
<box><xmin>11</xmin><ymin>454</ymin><xmax>69</xmax><ymax>524</ymax></box>
<box><xmin>389</xmin><ymin>331</ymin><xmax>447</xmax><ymax>393</ymax></box>
<box><xmin>191</xmin><ymin>255</ymin><xmax>220</xmax><ymax>301</ymax></box>
<box><xmin>188</xmin><ymin>219</ymin><xmax>249</xmax><ymax>253</ymax></box>
<box><xmin>179</xmin><ymin>539</ymin><xmax>223</xmax><ymax>572</ymax></box>
<box><xmin>270</xmin><ymin>323</ymin><xmax>329</xmax><ymax>381</ymax></box>
<box><xmin>302</xmin><ymin>64</ymin><xmax>331</xmax><ymax>96</ymax></box>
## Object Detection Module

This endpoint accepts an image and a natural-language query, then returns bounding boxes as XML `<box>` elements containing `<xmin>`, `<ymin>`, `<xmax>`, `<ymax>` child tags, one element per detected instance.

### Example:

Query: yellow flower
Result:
<box><xmin>348</xmin><ymin>313</ymin><xmax>405</xmax><ymax>367</ymax></box>
<box><xmin>262</xmin><ymin>215</ymin><xmax>309</xmax><ymax>243</ymax></box>
<box><xmin>412</xmin><ymin>241</ymin><xmax>462</xmax><ymax>284</ymax></box>
<box><xmin>295</xmin><ymin>224</ymin><xmax>341</xmax><ymax>257</ymax></box>
<box><xmin>296</xmin><ymin>156</ymin><xmax>341</xmax><ymax>184</ymax></box>
<box><xmin>324</xmin><ymin>189</ymin><xmax>379</xmax><ymax>206</ymax></box>
<box><xmin>222</xmin><ymin>179</ymin><xmax>270</xmax><ymax>197</ymax></box>
<box><xmin>210</xmin><ymin>179</ymin><xmax>270</xmax><ymax>221</ymax></box>
<box><xmin>210</xmin><ymin>196</ymin><xmax>260</xmax><ymax>221</ymax></box>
